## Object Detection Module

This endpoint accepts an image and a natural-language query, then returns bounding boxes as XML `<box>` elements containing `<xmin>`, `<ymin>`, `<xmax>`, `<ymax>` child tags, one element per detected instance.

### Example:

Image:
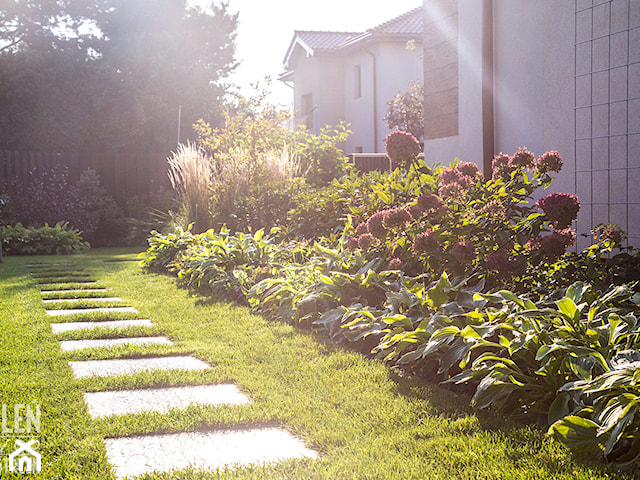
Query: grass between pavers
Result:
<box><xmin>43</xmin><ymin>300</ymin><xmax>131</xmax><ymax>310</ymax></box>
<box><xmin>41</xmin><ymin>291</ymin><xmax>112</xmax><ymax>300</ymax></box>
<box><xmin>38</xmin><ymin>282</ymin><xmax>107</xmax><ymax>291</ymax></box>
<box><xmin>0</xmin><ymin>248</ymin><xmax>630</xmax><ymax>480</ymax></box>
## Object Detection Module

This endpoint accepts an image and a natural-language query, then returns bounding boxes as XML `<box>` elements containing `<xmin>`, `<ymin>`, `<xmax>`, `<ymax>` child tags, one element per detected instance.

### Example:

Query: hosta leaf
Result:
<box><xmin>438</xmin><ymin>338</ymin><xmax>472</xmax><ymax>374</ymax></box>
<box><xmin>556</xmin><ymin>297</ymin><xmax>579</xmax><ymax>322</ymax></box>
<box><xmin>548</xmin><ymin>392</ymin><xmax>572</xmax><ymax>425</ymax></box>
<box><xmin>548</xmin><ymin>415</ymin><xmax>602</xmax><ymax>455</ymax></box>
<box><xmin>472</xmin><ymin>375</ymin><xmax>518</xmax><ymax>410</ymax></box>
<box><xmin>596</xmin><ymin>394</ymin><xmax>640</xmax><ymax>436</ymax></box>
<box><xmin>497</xmin><ymin>290</ymin><xmax>525</xmax><ymax>308</ymax></box>
<box><xmin>566</xmin><ymin>282</ymin><xmax>590</xmax><ymax>304</ymax></box>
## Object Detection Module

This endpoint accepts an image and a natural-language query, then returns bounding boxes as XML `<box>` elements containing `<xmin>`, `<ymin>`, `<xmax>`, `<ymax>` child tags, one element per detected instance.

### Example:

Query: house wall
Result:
<box><xmin>343</xmin><ymin>41</ymin><xmax>424</xmax><ymax>154</ymax></box>
<box><xmin>492</xmin><ymin>1</ymin><xmax>574</xmax><ymax>196</ymax></box>
<box><xmin>376</xmin><ymin>41</ymin><xmax>425</xmax><ymax>151</ymax></box>
<box><xmin>344</xmin><ymin>50</ymin><xmax>376</xmax><ymax>153</ymax></box>
<box><xmin>291</xmin><ymin>49</ymin><xmax>345</xmax><ymax>133</ymax></box>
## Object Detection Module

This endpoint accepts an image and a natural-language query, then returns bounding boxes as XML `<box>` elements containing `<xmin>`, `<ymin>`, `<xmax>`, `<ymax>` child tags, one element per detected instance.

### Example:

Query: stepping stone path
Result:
<box><xmin>32</xmin><ymin>261</ymin><xmax>317</xmax><ymax>478</ymax></box>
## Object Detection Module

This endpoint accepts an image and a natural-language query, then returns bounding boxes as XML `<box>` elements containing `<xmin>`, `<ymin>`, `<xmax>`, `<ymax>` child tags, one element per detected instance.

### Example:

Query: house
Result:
<box><xmin>8</xmin><ymin>439</ymin><xmax>41</xmax><ymax>474</ymax></box>
<box><xmin>280</xmin><ymin>7</ymin><xmax>424</xmax><ymax>154</ymax></box>
<box><xmin>422</xmin><ymin>0</ymin><xmax>640</xmax><ymax>248</ymax></box>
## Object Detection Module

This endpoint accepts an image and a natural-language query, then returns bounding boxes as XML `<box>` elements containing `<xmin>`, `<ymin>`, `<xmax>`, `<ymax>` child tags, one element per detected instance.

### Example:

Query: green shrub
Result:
<box><xmin>74</xmin><ymin>168</ymin><xmax>128</xmax><ymax>247</ymax></box>
<box><xmin>1</xmin><ymin>222</ymin><xmax>89</xmax><ymax>255</ymax></box>
<box><xmin>293</xmin><ymin>122</ymin><xmax>352</xmax><ymax>187</ymax></box>
<box><xmin>287</xmin><ymin>162</ymin><xmax>435</xmax><ymax>239</ymax></box>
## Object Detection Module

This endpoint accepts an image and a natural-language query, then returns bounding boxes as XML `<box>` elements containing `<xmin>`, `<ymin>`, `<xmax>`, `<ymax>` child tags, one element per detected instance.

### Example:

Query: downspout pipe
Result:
<box><xmin>365</xmin><ymin>50</ymin><xmax>379</xmax><ymax>153</ymax></box>
<box><xmin>481</xmin><ymin>0</ymin><xmax>495</xmax><ymax>178</ymax></box>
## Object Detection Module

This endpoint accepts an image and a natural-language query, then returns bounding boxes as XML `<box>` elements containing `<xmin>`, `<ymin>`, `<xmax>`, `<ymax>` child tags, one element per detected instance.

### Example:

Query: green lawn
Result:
<box><xmin>0</xmin><ymin>249</ymin><xmax>628</xmax><ymax>479</ymax></box>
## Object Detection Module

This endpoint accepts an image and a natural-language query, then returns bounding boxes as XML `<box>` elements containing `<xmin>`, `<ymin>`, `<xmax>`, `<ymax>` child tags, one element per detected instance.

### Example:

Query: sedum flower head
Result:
<box><xmin>451</xmin><ymin>240</ymin><xmax>476</xmax><ymax>263</ymax></box>
<box><xmin>536</xmin><ymin>151</ymin><xmax>563</xmax><ymax>174</ymax></box>
<box><xmin>510</xmin><ymin>147</ymin><xmax>535</xmax><ymax>168</ymax></box>
<box><xmin>414</xmin><ymin>230</ymin><xmax>440</xmax><ymax>253</ymax></box>
<box><xmin>367</xmin><ymin>211</ymin><xmax>388</xmax><ymax>238</ymax></box>
<box><xmin>385</xmin><ymin>131</ymin><xmax>421</xmax><ymax>167</ymax></box>
<box><xmin>383</xmin><ymin>207</ymin><xmax>413</xmax><ymax>229</ymax></box>
<box><xmin>537</xmin><ymin>193</ymin><xmax>580</xmax><ymax>229</ymax></box>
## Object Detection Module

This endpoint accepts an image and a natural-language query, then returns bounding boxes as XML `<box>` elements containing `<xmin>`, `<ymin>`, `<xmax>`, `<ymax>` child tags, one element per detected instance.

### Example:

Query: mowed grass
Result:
<box><xmin>0</xmin><ymin>249</ymin><xmax>630</xmax><ymax>479</ymax></box>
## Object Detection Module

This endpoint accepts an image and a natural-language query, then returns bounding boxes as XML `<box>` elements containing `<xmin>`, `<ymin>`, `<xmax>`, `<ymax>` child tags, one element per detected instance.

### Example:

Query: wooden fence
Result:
<box><xmin>0</xmin><ymin>150</ymin><xmax>171</xmax><ymax>204</ymax></box>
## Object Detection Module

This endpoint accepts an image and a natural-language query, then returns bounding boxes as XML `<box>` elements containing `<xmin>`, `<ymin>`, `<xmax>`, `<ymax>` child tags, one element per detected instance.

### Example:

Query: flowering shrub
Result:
<box><xmin>344</xmin><ymin>148</ymin><xmax>579</xmax><ymax>285</ymax></box>
<box><xmin>384</xmin><ymin>131</ymin><xmax>421</xmax><ymax>168</ymax></box>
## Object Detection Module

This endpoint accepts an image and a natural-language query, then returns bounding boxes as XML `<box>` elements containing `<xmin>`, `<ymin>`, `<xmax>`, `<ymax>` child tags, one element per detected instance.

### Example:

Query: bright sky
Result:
<box><xmin>223</xmin><ymin>0</ymin><xmax>422</xmax><ymax>108</ymax></box>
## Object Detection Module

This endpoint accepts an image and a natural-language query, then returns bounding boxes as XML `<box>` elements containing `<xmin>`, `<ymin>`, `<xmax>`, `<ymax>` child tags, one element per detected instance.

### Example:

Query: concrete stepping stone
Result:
<box><xmin>51</xmin><ymin>319</ymin><xmax>154</xmax><ymax>334</ymax></box>
<box><xmin>60</xmin><ymin>336</ymin><xmax>172</xmax><ymax>352</ymax></box>
<box><xmin>46</xmin><ymin>307</ymin><xmax>138</xmax><ymax>316</ymax></box>
<box><xmin>84</xmin><ymin>384</ymin><xmax>250</xmax><ymax>418</ymax></box>
<box><xmin>37</xmin><ymin>279</ymin><xmax>98</xmax><ymax>285</ymax></box>
<box><xmin>43</xmin><ymin>297</ymin><xmax>123</xmax><ymax>304</ymax></box>
<box><xmin>41</xmin><ymin>289</ymin><xmax>109</xmax><ymax>294</ymax></box>
<box><xmin>69</xmin><ymin>356</ymin><xmax>210</xmax><ymax>379</ymax></box>
<box><xmin>27</xmin><ymin>263</ymin><xmax>74</xmax><ymax>267</ymax></box>
<box><xmin>104</xmin><ymin>428</ymin><xmax>317</xmax><ymax>479</ymax></box>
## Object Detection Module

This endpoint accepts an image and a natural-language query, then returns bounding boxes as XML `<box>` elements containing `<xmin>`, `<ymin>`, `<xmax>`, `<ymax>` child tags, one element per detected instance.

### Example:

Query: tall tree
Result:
<box><xmin>0</xmin><ymin>0</ymin><xmax>106</xmax><ymax>54</ymax></box>
<box><xmin>0</xmin><ymin>0</ymin><xmax>238</xmax><ymax>152</ymax></box>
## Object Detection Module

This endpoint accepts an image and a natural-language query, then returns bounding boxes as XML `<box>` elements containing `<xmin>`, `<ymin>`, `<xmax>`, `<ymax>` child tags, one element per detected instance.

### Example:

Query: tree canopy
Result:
<box><xmin>0</xmin><ymin>0</ymin><xmax>238</xmax><ymax>152</ymax></box>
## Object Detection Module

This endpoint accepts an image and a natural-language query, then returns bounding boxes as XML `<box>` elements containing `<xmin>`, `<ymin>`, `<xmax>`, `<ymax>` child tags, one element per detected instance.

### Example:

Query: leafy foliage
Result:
<box><xmin>0</xmin><ymin>166</ymin><xmax>127</xmax><ymax>247</ymax></box>
<box><xmin>1</xmin><ymin>222</ymin><xmax>89</xmax><ymax>255</ymax></box>
<box><xmin>140</xmin><ymin>144</ymin><xmax>640</xmax><ymax>470</ymax></box>
<box><xmin>0</xmin><ymin>1</ymin><xmax>238</xmax><ymax>151</ymax></box>
<box><xmin>385</xmin><ymin>80</ymin><xmax>424</xmax><ymax>141</ymax></box>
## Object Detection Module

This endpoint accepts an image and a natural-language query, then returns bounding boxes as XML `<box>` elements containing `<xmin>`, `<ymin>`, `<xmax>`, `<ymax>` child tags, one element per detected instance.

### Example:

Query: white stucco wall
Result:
<box><xmin>376</xmin><ymin>42</ymin><xmax>425</xmax><ymax>152</ymax></box>
<box><xmin>343</xmin><ymin>41</ymin><xmax>424</xmax><ymax>154</ymax></box>
<box><xmin>492</xmin><ymin>1</ymin><xmax>575</xmax><ymax>196</ymax></box>
<box><xmin>344</xmin><ymin>50</ymin><xmax>376</xmax><ymax>153</ymax></box>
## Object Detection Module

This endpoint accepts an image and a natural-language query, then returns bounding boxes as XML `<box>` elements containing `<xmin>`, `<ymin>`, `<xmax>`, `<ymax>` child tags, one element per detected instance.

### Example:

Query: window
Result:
<box><xmin>354</xmin><ymin>64</ymin><xmax>362</xmax><ymax>98</ymax></box>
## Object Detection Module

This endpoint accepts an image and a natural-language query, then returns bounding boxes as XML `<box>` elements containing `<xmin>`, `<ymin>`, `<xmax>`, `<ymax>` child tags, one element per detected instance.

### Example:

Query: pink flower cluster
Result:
<box><xmin>536</xmin><ymin>151</ymin><xmax>563</xmax><ymax>174</ymax></box>
<box><xmin>483</xmin><ymin>251</ymin><xmax>521</xmax><ymax>273</ymax></box>
<box><xmin>492</xmin><ymin>148</ymin><xmax>564</xmax><ymax>180</ymax></box>
<box><xmin>537</xmin><ymin>193</ymin><xmax>580</xmax><ymax>229</ymax></box>
<box><xmin>383</xmin><ymin>207</ymin><xmax>413</xmax><ymax>229</ymax></box>
<box><xmin>388</xmin><ymin>257</ymin><xmax>403</xmax><ymax>270</ymax></box>
<box><xmin>438</xmin><ymin>163</ymin><xmax>481</xmax><ymax>199</ymax></box>
<box><xmin>414</xmin><ymin>230</ymin><xmax>440</xmax><ymax>254</ymax></box>
<box><xmin>367</xmin><ymin>211</ymin><xmax>388</xmax><ymax>238</ymax></box>
<box><xmin>526</xmin><ymin>229</ymin><xmax>576</xmax><ymax>260</ymax></box>
<box><xmin>385</xmin><ymin>131</ymin><xmax>421</xmax><ymax>167</ymax></box>
<box><xmin>510</xmin><ymin>147</ymin><xmax>535</xmax><ymax>168</ymax></box>
<box><xmin>451</xmin><ymin>240</ymin><xmax>476</xmax><ymax>262</ymax></box>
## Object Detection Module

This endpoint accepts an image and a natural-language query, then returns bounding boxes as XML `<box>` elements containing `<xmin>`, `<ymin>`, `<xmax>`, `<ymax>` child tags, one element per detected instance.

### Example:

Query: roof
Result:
<box><xmin>282</xmin><ymin>6</ymin><xmax>422</xmax><ymax>71</ymax></box>
<box><xmin>370</xmin><ymin>6</ymin><xmax>423</xmax><ymax>35</ymax></box>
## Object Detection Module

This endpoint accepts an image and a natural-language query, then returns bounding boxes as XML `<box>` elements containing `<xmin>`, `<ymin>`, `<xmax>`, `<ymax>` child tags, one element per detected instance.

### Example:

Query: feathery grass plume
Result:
<box><xmin>167</xmin><ymin>142</ymin><xmax>213</xmax><ymax>233</ymax></box>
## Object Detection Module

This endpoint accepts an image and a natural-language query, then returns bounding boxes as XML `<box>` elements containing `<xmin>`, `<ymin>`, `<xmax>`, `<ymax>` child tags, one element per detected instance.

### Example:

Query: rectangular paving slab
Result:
<box><xmin>41</xmin><ymin>289</ymin><xmax>109</xmax><ymax>294</ymax></box>
<box><xmin>84</xmin><ymin>384</ymin><xmax>250</xmax><ymax>418</ymax></box>
<box><xmin>43</xmin><ymin>297</ymin><xmax>123</xmax><ymax>303</ymax></box>
<box><xmin>47</xmin><ymin>307</ymin><xmax>138</xmax><ymax>316</ymax></box>
<box><xmin>69</xmin><ymin>356</ymin><xmax>210</xmax><ymax>379</ymax></box>
<box><xmin>38</xmin><ymin>279</ymin><xmax>98</xmax><ymax>285</ymax></box>
<box><xmin>59</xmin><ymin>336</ymin><xmax>172</xmax><ymax>352</ymax></box>
<box><xmin>51</xmin><ymin>319</ymin><xmax>155</xmax><ymax>334</ymax></box>
<box><xmin>104</xmin><ymin>428</ymin><xmax>318</xmax><ymax>479</ymax></box>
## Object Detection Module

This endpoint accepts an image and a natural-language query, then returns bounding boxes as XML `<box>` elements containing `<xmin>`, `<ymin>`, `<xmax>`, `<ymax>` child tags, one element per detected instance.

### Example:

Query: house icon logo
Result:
<box><xmin>8</xmin><ymin>439</ymin><xmax>41</xmax><ymax>474</ymax></box>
